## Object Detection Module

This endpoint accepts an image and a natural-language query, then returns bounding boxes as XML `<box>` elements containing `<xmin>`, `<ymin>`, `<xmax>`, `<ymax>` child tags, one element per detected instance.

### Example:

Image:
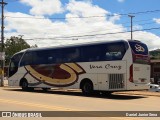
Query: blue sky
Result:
<box><xmin>3</xmin><ymin>0</ymin><xmax>160</xmax><ymax>49</ymax></box>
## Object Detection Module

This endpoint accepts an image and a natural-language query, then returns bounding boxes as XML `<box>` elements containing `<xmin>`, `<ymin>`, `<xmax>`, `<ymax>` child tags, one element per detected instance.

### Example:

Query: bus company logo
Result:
<box><xmin>135</xmin><ymin>44</ymin><xmax>145</xmax><ymax>52</ymax></box>
<box><xmin>25</xmin><ymin>63</ymin><xmax>86</xmax><ymax>87</ymax></box>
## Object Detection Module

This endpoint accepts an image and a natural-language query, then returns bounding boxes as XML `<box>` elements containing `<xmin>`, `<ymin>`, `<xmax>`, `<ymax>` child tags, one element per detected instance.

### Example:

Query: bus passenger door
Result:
<box><xmin>8</xmin><ymin>53</ymin><xmax>23</xmax><ymax>86</ymax></box>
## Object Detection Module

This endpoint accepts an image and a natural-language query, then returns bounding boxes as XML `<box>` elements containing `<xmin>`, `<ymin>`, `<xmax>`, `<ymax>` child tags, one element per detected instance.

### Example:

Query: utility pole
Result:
<box><xmin>128</xmin><ymin>15</ymin><xmax>135</xmax><ymax>40</ymax></box>
<box><xmin>0</xmin><ymin>0</ymin><xmax>7</xmax><ymax>87</ymax></box>
<box><xmin>18</xmin><ymin>35</ymin><xmax>24</xmax><ymax>50</ymax></box>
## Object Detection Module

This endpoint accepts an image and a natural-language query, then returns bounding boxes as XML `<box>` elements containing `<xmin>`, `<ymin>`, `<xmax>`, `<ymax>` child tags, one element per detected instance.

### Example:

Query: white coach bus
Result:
<box><xmin>8</xmin><ymin>40</ymin><xmax>150</xmax><ymax>95</ymax></box>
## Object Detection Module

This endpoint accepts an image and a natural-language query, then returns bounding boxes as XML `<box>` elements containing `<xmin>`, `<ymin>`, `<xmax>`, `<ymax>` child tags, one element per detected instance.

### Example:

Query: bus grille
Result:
<box><xmin>109</xmin><ymin>74</ymin><xmax>124</xmax><ymax>89</ymax></box>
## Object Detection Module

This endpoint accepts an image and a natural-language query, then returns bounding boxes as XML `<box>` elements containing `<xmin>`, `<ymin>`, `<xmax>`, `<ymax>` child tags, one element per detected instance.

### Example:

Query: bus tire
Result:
<box><xmin>21</xmin><ymin>80</ymin><xmax>29</xmax><ymax>91</ymax></box>
<box><xmin>20</xmin><ymin>79</ymin><xmax>34</xmax><ymax>91</ymax></box>
<box><xmin>81</xmin><ymin>81</ymin><xmax>93</xmax><ymax>96</ymax></box>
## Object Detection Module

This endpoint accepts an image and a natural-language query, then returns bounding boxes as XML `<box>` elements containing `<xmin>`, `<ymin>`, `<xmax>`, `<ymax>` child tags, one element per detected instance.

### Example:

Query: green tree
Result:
<box><xmin>4</xmin><ymin>36</ymin><xmax>31</xmax><ymax>65</ymax></box>
<box><xmin>150</xmin><ymin>49</ymin><xmax>160</xmax><ymax>60</ymax></box>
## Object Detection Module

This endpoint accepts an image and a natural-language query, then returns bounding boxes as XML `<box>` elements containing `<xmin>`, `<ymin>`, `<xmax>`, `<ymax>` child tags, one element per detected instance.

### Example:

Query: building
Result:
<box><xmin>150</xmin><ymin>60</ymin><xmax>160</xmax><ymax>84</ymax></box>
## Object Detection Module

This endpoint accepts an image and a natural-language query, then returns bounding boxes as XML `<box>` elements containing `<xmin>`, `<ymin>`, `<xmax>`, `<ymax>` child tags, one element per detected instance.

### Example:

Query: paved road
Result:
<box><xmin>0</xmin><ymin>87</ymin><xmax>160</xmax><ymax>120</ymax></box>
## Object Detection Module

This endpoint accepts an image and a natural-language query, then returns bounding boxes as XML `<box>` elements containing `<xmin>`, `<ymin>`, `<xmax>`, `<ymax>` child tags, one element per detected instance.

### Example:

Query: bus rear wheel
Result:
<box><xmin>81</xmin><ymin>81</ymin><xmax>93</xmax><ymax>96</ymax></box>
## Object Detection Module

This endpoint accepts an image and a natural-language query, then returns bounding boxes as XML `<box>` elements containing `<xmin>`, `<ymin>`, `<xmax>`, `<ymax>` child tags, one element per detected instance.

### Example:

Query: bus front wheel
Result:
<box><xmin>81</xmin><ymin>81</ymin><xmax>93</xmax><ymax>96</ymax></box>
<box><xmin>21</xmin><ymin>80</ymin><xmax>34</xmax><ymax>91</ymax></box>
<box><xmin>21</xmin><ymin>80</ymin><xmax>29</xmax><ymax>91</ymax></box>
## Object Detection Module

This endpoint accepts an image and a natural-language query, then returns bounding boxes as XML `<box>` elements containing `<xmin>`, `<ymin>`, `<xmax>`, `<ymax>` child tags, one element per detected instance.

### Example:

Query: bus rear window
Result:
<box><xmin>129</xmin><ymin>41</ymin><xmax>149</xmax><ymax>64</ymax></box>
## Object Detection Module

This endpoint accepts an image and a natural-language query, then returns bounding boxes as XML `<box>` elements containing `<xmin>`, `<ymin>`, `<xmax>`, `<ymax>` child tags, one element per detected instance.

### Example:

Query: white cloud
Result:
<box><xmin>133</xmin><ymin>25</ymin><xmax>143</xmax><ymax>31</ymax></box>
<box><xmin>20</xmin><ymin>0</ymin><xmax>64</xmax><ymax>16</ymax></box>
<box><xmin>5</xmin><ymin>12</ymin><xmax>69</xmax><ymax>46</ymax></box>
<box><xmin>109</xmin><ymin>14</ymin><xmax>121</xmax><ymax>23</ymax></box>
<box><xmin>5</xmin><ymin>0</ymin><xmax>160</xmax><ymax>50</ymax></box>
<box><xmin>153</xmin><ymin>18</ymin><xmax>160</xmax><ymax>24</ymax></box>
<box><xmin>66</xmin><ymin>0</ymin><xmax>108</xmax><ymax>16</ymax></box>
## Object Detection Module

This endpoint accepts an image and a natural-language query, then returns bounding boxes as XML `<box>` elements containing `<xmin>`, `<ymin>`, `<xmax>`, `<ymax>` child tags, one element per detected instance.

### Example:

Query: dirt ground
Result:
<box><xmin>116</xmin><ymin>90</ymin><xmax>160</xmax><ymax>97</ymax></box>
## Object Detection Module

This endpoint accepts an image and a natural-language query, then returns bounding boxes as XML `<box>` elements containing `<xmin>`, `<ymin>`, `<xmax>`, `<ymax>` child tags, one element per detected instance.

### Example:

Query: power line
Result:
<box><xmin>118</xmin><ymin>18</ymin><xmax>156</xmax><ymax>26</ymax></box>
<box><xmin>23</xmin><ymin>26</ymin><xmax>160</xmax><ymax>40</ymax></box>
<box><xmin>138</xmin><ymin>21</ymin><xmax>157</xmax><ymax>26</ymax></box>
<box><xmin>10</xmin><ymin>21</ymin><xmax>158</xmax><ymax>39</ymax></box>
<box><xmin>5</xmin><ymin>9</ymin><xmax>160</xmax><ymax>20</ymax></box>
<box><xmin>127</xmin><ymin>9</ymin><xmax>160</xmax><ymax>15</ymax></box>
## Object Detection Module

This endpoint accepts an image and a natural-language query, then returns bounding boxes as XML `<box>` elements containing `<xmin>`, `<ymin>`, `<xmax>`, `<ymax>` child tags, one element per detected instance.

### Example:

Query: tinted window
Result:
<box><xmin>81</xmin><ymin>45</ymin><xmax>101</xmax><ymax>62</ymax></box>
<box><xmin>62</xmin><ymin>47</ymin><xmax>81</xmax><ymax>63</ymax></box>
<box><xmin>32</xmin><ymin>50</ymin><xmax>49</xmax><ymax>64</ymax></box>
<box><xmin>20</xmin><ymin>49</ymin><xmax>63</xmax><ymax>65</ymax></box>
<box><xmin>20</xmin><ymin>52</ymin><xmax>33</xmax><ymax>66</ymax></box>
<box><xmin>103</xmin><ymin>42</ymin><xmax>126</xmax><ymax>61</ymax></box>
<box><xmin>9</xmin><ymin>53</ymin><xmax>23</xmax><ymax>77</ymax></box>
<box><xmin>19</xmin><ymin>41</ymin><xmax>127</xmax><ymax>66</ymax></box>
<box><xmin>44</xmin><ymin>49</ymin><xmax>62</xmax><ymax>64</ymax></box>
<box><xmin>81</xmin><ymin>42</ymin><xmax>126</xmax><ymax>62</ymax></box>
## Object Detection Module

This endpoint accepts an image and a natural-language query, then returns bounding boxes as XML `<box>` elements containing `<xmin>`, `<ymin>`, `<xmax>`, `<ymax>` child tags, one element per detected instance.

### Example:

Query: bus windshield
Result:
<box><xmin>129</xmin><ymin>41</ymin><xmax>149</xmax><ymax>64</ymax></box>
<box><xmin>8</xmin><ymin>52</ymin><xmax>24</xmax><ymax>77</ymax></box>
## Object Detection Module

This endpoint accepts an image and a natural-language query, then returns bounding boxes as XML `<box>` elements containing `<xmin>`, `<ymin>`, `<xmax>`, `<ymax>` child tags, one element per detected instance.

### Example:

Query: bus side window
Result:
<box><xmin>105</xmin><ymin>52</ymin><xmax>112</xmax><ymax>60</ymax></box>
<box><xmin>47</xmin><ymin>49</ymin><xmax>62</xmax><ymax>64</ymax></box>
<box><xmin>48</xmin><ymin>56</ymin><xmax>55</xmax><ymax>64</ymax></box>
<box><xmin>103</xmin><ymin>42</ymin><xmax>125</xmax><ymax>61</ymax></box>
<box><xmin>68</xmin><ymin>48</ymin><xmax>80</xmax><ymax>62</ymax></box>
<box><xmin>49</xmin><ymin>50</ymin><xmax>63</xmax><ymax>64</ymax></box>
<box><xmin>62</xmin><ymin>48</ymin><xmax>81</xmax><ymax>63</ymax></box>
<box><xmin>32</xmin><ymin>50</ymin><xmax>50</xmax><ymax>65</ymax></box>
<box><xmin>81</xmin><ymin>45</ymin><xmax>101</xmax><ymax>62</ymax></box>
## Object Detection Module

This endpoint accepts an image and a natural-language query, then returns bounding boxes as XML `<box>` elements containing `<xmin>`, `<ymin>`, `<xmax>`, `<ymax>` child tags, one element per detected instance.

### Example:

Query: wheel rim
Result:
<box><xmin>83</xmin><ymin>82</ymin><xmax>92</xmax><ymax>93</ymax></box>
<box><xmin>22</xmin><ymin>81</ymin><xmax>28</xmax><ymax>88</ymax></box>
